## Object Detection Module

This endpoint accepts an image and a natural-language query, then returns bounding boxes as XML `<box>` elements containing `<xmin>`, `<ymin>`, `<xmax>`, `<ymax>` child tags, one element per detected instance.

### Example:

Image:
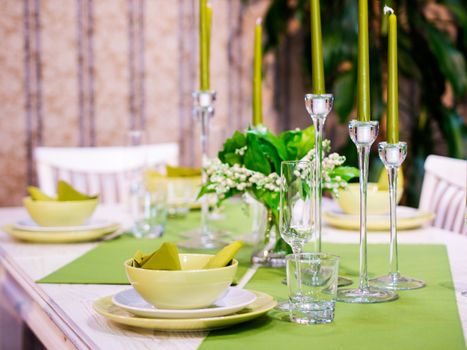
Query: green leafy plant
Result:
<box><xmin>200</xmin><ymin>125</ymin><xmax>359</xmax><ymax>212</ymax></box>
<box><xmin>263</xmin><ymin>0</ymin><xmax>466</xmax><ymax>206</ymax></box>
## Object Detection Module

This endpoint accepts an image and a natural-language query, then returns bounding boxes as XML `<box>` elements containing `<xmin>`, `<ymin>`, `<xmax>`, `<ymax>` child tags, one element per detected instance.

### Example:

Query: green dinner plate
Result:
<box><xmin>2</xmin><ymin>223</ymin><xmax>120</xmax><ymax>243</ymax></box>
<box><xmin>93</xmin><ymin>290</ymin><xmax>276</xmax><ymax>331</ymax></box>
<box><xmin>323</xmin><ymin>206</ymin><xmax>434</xmax><ymax>231</ymax></box>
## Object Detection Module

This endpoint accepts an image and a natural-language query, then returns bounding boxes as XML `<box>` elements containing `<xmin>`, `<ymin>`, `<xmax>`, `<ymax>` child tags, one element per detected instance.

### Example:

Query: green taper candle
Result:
<box><xmin>310</xmin><ymin>0</ymin><xmax>325</xmax><ymax>94</ymax></box>
<box><xmin>253</xmin><ymin>18</ymin><xmax>263</xmax><ymax>126</ymax></box>
<box><xmin>207</xmin><ymin>3</ymin><xmax>212</xmax><ymax>69</ymax></box>
<box><xmin>199</xmin><ymin>0</ymin><xmax>209</xmax><ymax>90</ymax></box>
<box><xmin>357</xmin><ymin>0</ymin><xmax>371</xmax><ymax>121</ymax></box>
<box><xmin>385</xmin><ymin>6</ymin><xmax>399</xmax><ymax>143</ymax></box>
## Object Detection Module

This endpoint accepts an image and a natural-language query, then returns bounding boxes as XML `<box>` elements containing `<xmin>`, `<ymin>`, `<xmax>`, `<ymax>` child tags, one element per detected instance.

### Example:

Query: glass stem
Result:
<box><xmin>358</xmin><ymin>145</ymin><xmax>370</xmax><ymax>291</ymax></box>
<box><xmin>292</xmin><ymin>246</ymin><xmax>302</xmax><ymax>293</ymax></box>
<box><xmin>312</xmin><ymin>116</ymin><xmax>324</xmax><ymax>253</ymax></box>
<box><xmin>199</xmin><ymin>108</ymin><xmax>211</xmax><ymax>238</ymax></box>
<box><xmin>388</xmin><ymin>166</ymin><xmax>399</xmax><ymax>279</ymax></box>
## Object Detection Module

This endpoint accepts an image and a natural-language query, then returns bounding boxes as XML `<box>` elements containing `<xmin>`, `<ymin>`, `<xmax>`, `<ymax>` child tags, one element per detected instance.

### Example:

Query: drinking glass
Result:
<box><xmin>279</xmin><ymin>160</ymin><xmax>314</xmax><ymax>310</ymax></box>
<box><xmin>130</xmin><ymin>181</ymin><xmax>168</xmax><ymax>239</ymax></box>
<box><xmin>287</xmin><ymin>253</ymin><xmax>339</xmax><ymax>324</ymax></box>
<box><xmin>280</xmin><ymin>160</ymin><xmax>315</xmax><ymax>254</ymax></box>
<box><xmin>166</xmin><ymin>178</ymin><xmax>195</xmax><ymax>217</ymax></box>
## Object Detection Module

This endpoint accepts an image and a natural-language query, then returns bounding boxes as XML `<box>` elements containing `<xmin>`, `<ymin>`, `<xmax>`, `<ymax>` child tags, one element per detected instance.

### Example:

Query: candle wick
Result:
<box><xmin>384</xmin><ymin>5</ymin><xmax>394</xmax><ymax>15</ymax></box>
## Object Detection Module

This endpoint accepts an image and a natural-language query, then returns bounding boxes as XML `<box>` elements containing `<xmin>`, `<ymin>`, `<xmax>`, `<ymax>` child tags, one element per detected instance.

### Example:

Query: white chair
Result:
<box><xmin>419</xmin><ymin>155</ymin><xmax>466</xmax><ymax>235</ymax></box>
<box><xmin>35</xmin><ymin>144</ymin><xmax>179</xmax><ymax>204</ymax></box>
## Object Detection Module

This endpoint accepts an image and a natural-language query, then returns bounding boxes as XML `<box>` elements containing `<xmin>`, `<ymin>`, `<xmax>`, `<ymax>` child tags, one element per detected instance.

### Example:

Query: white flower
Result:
<box><xmin>203</xmin><ymin>138</ymin><xmax>351</xmax><ymax>204</ymax></box>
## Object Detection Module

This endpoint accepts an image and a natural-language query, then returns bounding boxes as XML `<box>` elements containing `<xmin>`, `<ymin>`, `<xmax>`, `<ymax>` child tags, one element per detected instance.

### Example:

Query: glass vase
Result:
<box><xmin>251</xmin><ymin>207</ymin><xmax>292</xmax><ymax>267</ymax></box>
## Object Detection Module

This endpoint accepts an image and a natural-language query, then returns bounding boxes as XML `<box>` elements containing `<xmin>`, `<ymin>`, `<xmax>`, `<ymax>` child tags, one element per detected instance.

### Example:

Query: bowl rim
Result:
<box><xmin>336</xmin><ymin>182</ymin><xmax>403</xmax><ymax>194</ymax></box>
<box><xmin>124</xmin><ymin>253</ymin><xmax>238</xmax><ymax>273</ymax></box>
<box><xmin>23</xmin><ymin>196</ymin><xmax>99</xmax><ymax>204</ymax></box>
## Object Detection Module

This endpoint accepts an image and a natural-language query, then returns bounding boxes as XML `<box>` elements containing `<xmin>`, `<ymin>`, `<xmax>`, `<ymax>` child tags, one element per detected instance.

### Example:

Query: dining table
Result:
<box><xmin>0</xmin><ymin>199</ymin><xmax>466</xmax><ymax>350</ymax></box>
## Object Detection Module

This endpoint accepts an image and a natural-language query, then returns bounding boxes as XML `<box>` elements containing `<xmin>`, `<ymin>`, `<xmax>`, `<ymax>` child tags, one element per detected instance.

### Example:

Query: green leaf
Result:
<box><xmin>244</xmin><ymin>135</ymin><xmax>272</xmax><ymax>175</ymax></box>
<box><xmin>422</xmin><ymin>21</ymin><xmax>467</xmax><ymax>97</ymax></box>
<box><xmin>330</xmin><ymin>166</ymin><xmax>359</xmax><ymax>182</ymax></box>
<box><xmin>333</xmin><ymin>68</ymin><xmax>356</xmax><ymax>123</ymax></box>
<box><xmin>250</xmin><ymin>187</ymin><xmax>280</xmax><ymax>212</ymax></box>
<box><xmin>197</xmin><ymin>185</ymin><xmax>214</xmax><ymax>200</ymax></box>
<box><xmin>250</xmin><ymin>128</ymin><xmax>288</xmax><ymax>161</ymax></box>
<box><xmin>218</xmin><ymin>131</ymin><xmax>246</xmax><ymax>166</ymax></box>
<box><xmin>280</xmin><ymin>125</ymin><xmax>315</xmax><ymax>160</ymax></box>
<box><xmin>440</xmin><ymin>107</ymin><xmax>465</xmax><ymax>158</ymax></box>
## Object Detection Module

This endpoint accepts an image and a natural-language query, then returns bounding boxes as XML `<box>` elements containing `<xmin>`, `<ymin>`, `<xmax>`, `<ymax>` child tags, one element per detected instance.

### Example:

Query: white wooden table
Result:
<box><xmin>0</xmin><ymin>204</ymin><xmax>466</xmax><ymax>349</ymax></box>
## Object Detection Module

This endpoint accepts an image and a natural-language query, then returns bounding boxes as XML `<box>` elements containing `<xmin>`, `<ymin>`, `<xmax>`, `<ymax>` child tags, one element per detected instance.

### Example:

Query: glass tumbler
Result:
<box><xmin>130</xmin><ymin>181</ymin><xmax>168</xmax><ymax>239</ymax></box>
<box><xmin>167</xmin><ymin>178</ymin><xmax>195</xmax><ymax>217</ymax></box>
<box><xmin>287</xmin><ymin>253</ymin><xmax>339</xmax><ymax>324</ymax></box>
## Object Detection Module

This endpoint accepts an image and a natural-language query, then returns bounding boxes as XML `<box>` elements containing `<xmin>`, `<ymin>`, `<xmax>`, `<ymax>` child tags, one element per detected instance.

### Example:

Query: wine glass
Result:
<box><xmin>280</xmin><ymin>160</ymin><xmax>315</xmax><ymax>255</ymax></box>
<box><xmin>278</xmin><ymin>160</ymin><xmax>315</xmax><ymax>310</ymax></box>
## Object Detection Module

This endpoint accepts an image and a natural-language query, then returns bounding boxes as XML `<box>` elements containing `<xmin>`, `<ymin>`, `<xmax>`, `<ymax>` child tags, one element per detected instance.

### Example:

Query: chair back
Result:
<box><xmin>419</xmin><ymin>155</ymin><xmax>466</xmax><ymax>234</ymax></box>
<box><xmin>35</xmin><ymin>144</ymin><xmax>179</xmax><ymax>204</ymax></box>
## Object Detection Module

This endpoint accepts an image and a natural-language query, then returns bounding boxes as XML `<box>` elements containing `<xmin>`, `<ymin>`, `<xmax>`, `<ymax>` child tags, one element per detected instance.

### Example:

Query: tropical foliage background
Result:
<box><xmin>262</xmin><ymin>0</ymin><xmax>466</xmax><ymax>206</ymax></box>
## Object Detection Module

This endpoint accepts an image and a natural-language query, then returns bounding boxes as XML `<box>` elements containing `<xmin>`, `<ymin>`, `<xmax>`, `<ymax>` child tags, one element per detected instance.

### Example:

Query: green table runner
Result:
<box><xmin>37</xmin><ymin>202</ymin><xmax>465</xmax><ymax>349</ymax></box>
<box><xmin>38</xmin><ymin>202</ymin><xmax>252</xmax><ymax>284</ymax></box>
<box><xmin>201</xmin><ymin>243</ymin><xmax>465</xmax><ymax>350</ymax></box>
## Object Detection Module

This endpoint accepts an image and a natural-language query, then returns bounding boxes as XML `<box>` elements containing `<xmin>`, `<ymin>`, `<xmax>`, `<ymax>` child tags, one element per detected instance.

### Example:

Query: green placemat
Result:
<box><xmin>38</xmin><ymin>201</ymin><xmax>253</xmax><ymax>284</ymax></box>
<box><xmin>201</xmin><ymin>243</ymin><xmax>465</xmax><ymax>350</ymax></box>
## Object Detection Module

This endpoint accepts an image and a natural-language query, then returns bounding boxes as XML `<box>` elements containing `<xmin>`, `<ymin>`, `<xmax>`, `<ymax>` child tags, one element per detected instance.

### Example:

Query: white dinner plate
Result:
<box><xmin>112</xmin><ymin>287</ymin><xmax>257</xmax><ymax>319</ymax></box>
<box><xmin>323</xmin><ymin>206</ymin><xmax>434</xmax><ymax>231</ymax></box>
<box><xmin>13</xmin><ymin>219</ymin><xmax>115</xmax><ymax>232</ymax></box>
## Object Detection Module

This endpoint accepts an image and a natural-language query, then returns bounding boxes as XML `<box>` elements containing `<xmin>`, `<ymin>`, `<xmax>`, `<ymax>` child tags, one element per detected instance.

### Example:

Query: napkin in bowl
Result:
<box><xmin>132</xmin><ymin>240</ymin><xmax>244</xmax><ymax>270</ymax></box>
<box><xmin>166</xmin><ymin>165</ymin><xmax>201</xmax><ymax>178</ymax></box>
<box><xmin>28</xmin><ymin>180</ymin><xmax>98</xmax><ymax>201</ymax></box>
<box><xmin>204</xmin><ymin>240</ymin><xmax>244</xmax><ymax>268</ymax></box>
<box><xmin>133</xmin><ymin>242</ymin><xmax>182</xmax><ymax>270</ymax></box>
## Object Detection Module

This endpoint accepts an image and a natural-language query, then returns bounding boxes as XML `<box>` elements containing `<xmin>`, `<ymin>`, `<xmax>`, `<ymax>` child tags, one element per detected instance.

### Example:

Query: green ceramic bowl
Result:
<box><xmin>125</xmin><ymin>254</ymin><xmax>238</xmax><ymax>310</ymax></box>
<box><xmin>335</xmin><ymin>183</ymin><xmax>403</xmax><ymax>215</ymax></box>
<box><xmin>23</xmin><ymin>196</ymin><xmax>98</xmax><ymax>227</ymax></box>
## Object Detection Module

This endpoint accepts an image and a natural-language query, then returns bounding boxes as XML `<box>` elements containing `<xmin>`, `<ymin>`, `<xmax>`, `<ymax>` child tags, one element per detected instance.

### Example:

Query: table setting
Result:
<box><xmin>0</xmin><ymin>0</ymin><xmax>466</xmax><ymax>349</ymax></box>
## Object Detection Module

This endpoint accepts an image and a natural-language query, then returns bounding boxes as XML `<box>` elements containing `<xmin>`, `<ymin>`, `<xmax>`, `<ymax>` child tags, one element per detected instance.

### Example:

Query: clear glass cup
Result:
<box><xmin>279</xmin><ymin>160</ymin><xmax>315</xmax><ymax>254</ymax></box>
<box><xmin>287</xmin><ymin>253</ymin><xmax>339</xmax><ymax>324</ymax></box>
<box><xmin>167</xmin><ymin>178</ymin><xmax>195</xmax><ymax>217</ymax></box>
<box><xmin>277</xmin><ymin>160</ymin><xmax>314</xmax><ymax>311</ymax></box>
<box><xmin>130</xmin><ymin>181</ymin><xmax>167</xmax><ymax>239</ymax></box>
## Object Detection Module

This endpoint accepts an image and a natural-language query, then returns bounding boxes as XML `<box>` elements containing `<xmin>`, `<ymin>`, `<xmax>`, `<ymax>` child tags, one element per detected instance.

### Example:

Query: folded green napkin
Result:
<box><xmin>166</xmin><ymin>165</ymin><xmax>201</xmax><ymax>177</ymax></box>
<box><xmin>132</xmin><ymin>240</ymin><xmax>244</xmax><ymax>270</ymax></box>
<box><xmin>28</xmin><ymin>186</ymin><xmax>56</xmax><ymax>201</ymax></box>
<box><xmin>133</xmin><ymin>242</ymin><xmax>181</xmax><ymax>270</ymax></box>
<box><xmin>28</xmin><ymin>180</ymin><xmax>98</xmax><ymax>201</ymax></box>
<box><xmin>205</xmin><ymin>240</ymin><xmax>244</xmax><ymax>269</ymax></box>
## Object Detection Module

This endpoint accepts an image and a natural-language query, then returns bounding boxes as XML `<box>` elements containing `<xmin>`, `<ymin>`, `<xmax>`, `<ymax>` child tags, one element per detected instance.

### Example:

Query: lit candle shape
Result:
<box><xmin>199</xmin><ymin>0</ymin><xmax>209</xmax><ymax>90</ymax></box>
<box><xmin>357</xmin><ymin>0</ymin><xmax>371</xmax><ymax>121</ymax></box>
<box><xmin>310</xmin><ymin>0</ymin><xmax>325</xmax><ymax>95</ymax></box>
<box><xmin>252</xmin><ymin>18</ymin><xmax>263</xmax><ymax>126</ymax></box>
<box><xmin>385</xmin><ymin>5</ymin><xmax>399</xmax><ymax>144</ymax></box>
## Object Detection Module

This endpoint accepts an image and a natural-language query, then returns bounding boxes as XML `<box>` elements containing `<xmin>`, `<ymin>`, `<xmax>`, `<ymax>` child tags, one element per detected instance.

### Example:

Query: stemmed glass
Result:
<box><xmin>279</xmin><ymin>160</ymin><xmax>315</xmax><ymax>308</ymax></box>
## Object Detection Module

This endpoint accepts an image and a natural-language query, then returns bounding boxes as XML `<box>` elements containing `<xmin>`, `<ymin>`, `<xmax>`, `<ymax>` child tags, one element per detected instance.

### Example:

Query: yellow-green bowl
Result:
<box><xmin>125</xmin><ymin>254</ymin><xmax>238</xmax><ymax>310</ymax></box>
<box><xmin>23</xmin><ymin>196</ymin><xmax>98</xmax><ymax>227</ymax></box>
<box><xmin>335</xmin><ymin>183</ymin><xmax>403</xmax><ymax>215</ymax></box>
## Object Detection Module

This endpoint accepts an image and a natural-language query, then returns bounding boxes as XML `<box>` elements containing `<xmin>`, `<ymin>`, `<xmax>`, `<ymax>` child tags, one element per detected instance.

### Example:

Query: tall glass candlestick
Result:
<box><xmin>370</xmin><ymin>142</ymin><xmax>425</xmax><ymax>290</ymax></box>
<box><xmin>337</xmin><ymin>120</ymin><xmax>398</xmax><ymax>303</ymax></box>
<box><xmin>304</xmin><ymin>94</ymin><xmax>333</xmax><ymax>253</ymax></box>
<box><xmin>179</xmin><ymin>90</ymin><xmax>225</xmax><ymax>249</ymax></box>
<box><xmin>304</xmin><ymin>94</ymin><xmax>353</xmax><ymax>288</ymax></box>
